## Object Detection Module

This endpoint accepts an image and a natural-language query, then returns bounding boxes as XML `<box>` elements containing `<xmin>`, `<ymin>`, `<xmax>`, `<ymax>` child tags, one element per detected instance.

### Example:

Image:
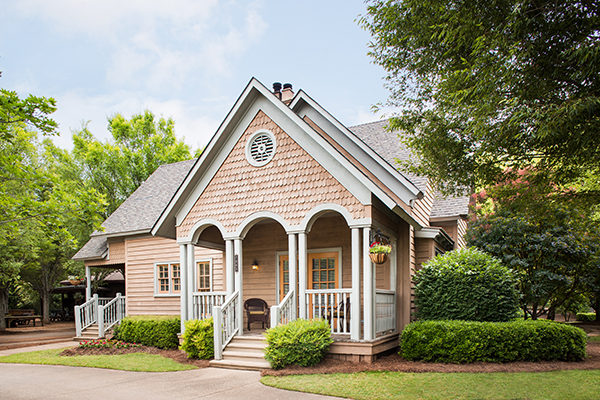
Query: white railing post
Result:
<box><xmin>213</xmin><ymin>305</ymin><xmax>223</xmax><ymax>360</ymax></box>
<box><xmin>116</xmin><ymin>293</ymin><xmax>122</xmax><ymax>321</ymax></box>
<box><xmin>98</xmin><ymin>304</ymin><xmax>104</xmax><ymax>338</ymax></box>
<box><xmin>75</xmin><ymin>305</ymin><xmax>82</xmax><ymax>337</ymax></box>
<box><xmin>270</xmin><ymin>305</ymin><xmax>280</xmax><ymax>328</ymax></box>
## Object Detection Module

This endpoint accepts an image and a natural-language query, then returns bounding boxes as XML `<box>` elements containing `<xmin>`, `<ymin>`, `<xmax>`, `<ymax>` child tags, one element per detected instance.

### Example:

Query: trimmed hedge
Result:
<box><xmin>576</xmin><ymin>312</ymin><xmax>597</xmax><ymax>322</ymax></box>
<box><xmin>400</xmin><ymin>320</ymin><xmax>587</xmax><ymax>363</ymax></box>
<box><xmin>114</xmin><ymin>315</ymin><xmax>180</xmax><ymax>349</ymax></box>
<box><xmin>265</xmin><ymin>319</ymin><xmax>333</xmax><ymax>369</ymax></box>
<box><xmin>414</xmin><ymin>248</ymin><xmax>520</xmax><ymax>322</ymax></box>
<box><xmin>180</xmin><ymin>318</ymin><xmax>214</xmax><ymax>359</ymax></box>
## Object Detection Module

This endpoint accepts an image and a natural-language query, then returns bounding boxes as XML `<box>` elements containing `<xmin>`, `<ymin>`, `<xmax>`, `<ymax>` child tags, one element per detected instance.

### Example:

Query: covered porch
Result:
<box><xmin>178</xmin><ymin>205</ymin><xmax>411</xmax><ymax>362</ymax></box>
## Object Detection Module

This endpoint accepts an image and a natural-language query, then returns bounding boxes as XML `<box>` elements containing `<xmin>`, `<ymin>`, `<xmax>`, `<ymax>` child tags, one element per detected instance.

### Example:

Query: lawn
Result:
<box><xmin>261</xmin><ymin>370</ymin><xmax>600</xmax><ymax>400</ymax></box>
<box><xmin>0</xmin><ymin>348</ymin><xmax>196</xmax><ymax>372</ymax></box>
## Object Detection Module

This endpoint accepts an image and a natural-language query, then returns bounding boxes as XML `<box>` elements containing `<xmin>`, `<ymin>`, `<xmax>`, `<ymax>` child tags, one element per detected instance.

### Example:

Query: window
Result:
<box><xmin>196</xmin><ymin>261</ymin><xmax>212</xmax><ymax>292</ymax></box>
<box><xmin>155</xmin><ymin>262</ymin><xmax>180</xmax><ymax>295</ymax></box>
<box><xmin>309</xmin><ymin>253</ymin><xmax>338</xmax><ymax>289</ymax></box>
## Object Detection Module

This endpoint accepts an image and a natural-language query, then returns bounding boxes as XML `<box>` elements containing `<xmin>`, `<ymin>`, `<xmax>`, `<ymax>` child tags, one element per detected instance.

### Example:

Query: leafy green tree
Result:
<box><xmin>72</xmin><ymin>111</ymin><xmax>193</xmax><ymax>216</ymax></box>
<box><xmin>360</xmin><ymin>0</ymin><xmax>600</xmax><ymax>200</ymax></box>
<box><xmin>466</xmin><ymin>171</ymin><xmax>597</xmax><ymax>319</ymax></box>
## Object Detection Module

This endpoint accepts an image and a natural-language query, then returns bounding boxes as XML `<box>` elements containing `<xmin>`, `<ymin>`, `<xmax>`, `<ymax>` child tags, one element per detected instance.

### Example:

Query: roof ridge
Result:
<box><xmin>347</xmin><ymin>118</ymin><xmax>390</xmax><ymax>130</ymax></box>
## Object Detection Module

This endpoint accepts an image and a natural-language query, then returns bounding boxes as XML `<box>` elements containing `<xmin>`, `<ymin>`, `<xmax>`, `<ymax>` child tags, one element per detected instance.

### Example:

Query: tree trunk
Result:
<box><xmin>41</xmin><ymin>289</ymin><xmax>50</xmax><ymax>324</ymax></box>
<box><xmin>531</xmin><ymin>304</ymin><xmax>538</xmax><ymax>320</ymax></box>
<box><xmin>547</xmin><ymin>305</ymin><xmax>556</xmax><ymax>321</ymax></box>
<box><xmin>0</xmin><ymin>286</ymin><xmax>8</xmax><ymax>331</ymax></box>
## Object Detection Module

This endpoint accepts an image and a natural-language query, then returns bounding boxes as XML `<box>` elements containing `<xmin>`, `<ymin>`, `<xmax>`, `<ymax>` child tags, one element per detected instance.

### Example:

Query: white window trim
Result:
<box><xmin>194</xmin><ymin>258</ymin><xmax>213</xmax><ymax>293</ymax></box>
<box><xmin>275</xmin><ymin>247</ymin><xmax>342</xmax><ymax>301</ymax></box>
<box><xmin>153</xmin><ymin>261</ymin><xmax>181</xmax><ymax>298</ymax></box>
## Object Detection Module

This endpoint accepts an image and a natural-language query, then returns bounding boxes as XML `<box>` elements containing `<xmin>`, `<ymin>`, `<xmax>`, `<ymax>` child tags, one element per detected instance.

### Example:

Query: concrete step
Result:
<box><xmin>222</xmin><ymin>349</ymin><xmax>266</xmax><ymax>359</ymax></box>
<box><xmin>209</xmin><ymin>358</ymin><xmax>271</xmax><ymax>371</ymax></box>
<box><xmin>226</xmin><ymin>341</ymin><xmax>267</xmax><ymax>351</ymax></box>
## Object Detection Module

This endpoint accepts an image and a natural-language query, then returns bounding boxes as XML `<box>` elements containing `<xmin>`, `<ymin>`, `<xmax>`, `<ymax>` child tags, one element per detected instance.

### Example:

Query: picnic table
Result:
<box><xmin>5</xmin><ymin>309</ymin><xmax>43</xmax><ymax>327</ymax></box>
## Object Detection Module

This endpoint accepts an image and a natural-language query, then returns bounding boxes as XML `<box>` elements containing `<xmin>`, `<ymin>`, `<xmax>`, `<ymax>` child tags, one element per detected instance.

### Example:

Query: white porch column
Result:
<box><xmin>288</xmin><ymin>233</ymin><xmax>297</xmax><ymax>319</ymax></box>
<box><xmin>351</xmin><ymin>227</ymin><xmax>361</xmax><ymax>341</ymax></box>
<box><xmin>225</xmin><ymin>240</ymin><xmax>234</xmax><ymax>295</ymax></box>
<box><xmin>363</xmin><ymin>227</ymin><xmax>375</xmax><ymax>341</ymax></box>
<box><xmin>298</xmin><ymin>232</ymin><xmax>307</xmax><ymax>319</ymax></box>
<box><xmin>234</xmin><ymin>238</ymin><xmax>243</xmax><ymax>335</ymax></box>
<box><xmin>186</xmin><ymin>243</ymin><xmax>195</xmax><ymax>321</ymax></box>
<box><xmin>85</xmin><ymin>265</ymin><xmax>91</xmax><ymax>301</ymax></box>
<box><xmin>179</xmin><ymin>244</ymin><xmax>188</xmax><ymax>332</ymax></box>
<box><xmin>390</xmin><ymin>237</ymin><xmax>398</xmax><ymax>333</ymax></box>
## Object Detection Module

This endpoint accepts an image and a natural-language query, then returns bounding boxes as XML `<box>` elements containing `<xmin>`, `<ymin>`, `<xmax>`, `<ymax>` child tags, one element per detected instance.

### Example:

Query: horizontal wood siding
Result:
<box><xmin>125</xmin><ymin>236</ymin><xmax>224</xmax><ymax>316</ymax></box>
<box><xmin>410</xmin><ymin>181</ymin><xmax>434</xmax><ymax>227</ymax></box>
<box><xmin>86</xmin><ymin>238</ymin><xmax>125</xmax><ymax>267</ymax></box>
<box><xmin>415</xmin><ymin>238</ymin><xmax>434</xmax><ymax>271</ymax></box>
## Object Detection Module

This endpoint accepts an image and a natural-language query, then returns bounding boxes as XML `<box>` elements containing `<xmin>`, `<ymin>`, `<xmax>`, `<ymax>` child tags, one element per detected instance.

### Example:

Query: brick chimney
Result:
<box><xmin>281</xmin><ymin>83</ymin><xmax>294</xmax><ymax>104</ymax></box>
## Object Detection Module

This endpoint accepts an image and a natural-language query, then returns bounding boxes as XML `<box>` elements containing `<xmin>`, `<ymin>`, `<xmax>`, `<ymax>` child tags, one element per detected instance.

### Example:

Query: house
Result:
<box><xmin>73</xmin><ymin>78</ymin><xmax>469</xmax><ymax>368</ymax></box>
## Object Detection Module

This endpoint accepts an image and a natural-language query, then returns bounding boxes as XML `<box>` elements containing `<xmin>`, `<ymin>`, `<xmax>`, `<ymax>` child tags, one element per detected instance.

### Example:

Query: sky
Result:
<box><xmin>0</xmin><ymin>0</ymin><xmax>391</xmax><ymax>151</ymax></box>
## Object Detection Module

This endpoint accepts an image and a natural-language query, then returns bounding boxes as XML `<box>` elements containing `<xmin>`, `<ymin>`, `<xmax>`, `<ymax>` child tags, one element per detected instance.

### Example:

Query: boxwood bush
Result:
<box><xmin>264</xmin><ymin>319</ymin><xmax>333</xmax><ymax>369</ymax></box>
<box><xmin>400</xmin><ymin>320</ymin><xmax>587</xmax><ymax>363</ymax></box>
<box><xmin>414</xmin><ymin>248</ymin><xmax>519</xmax><ymax>322</ymax></box>
<box><xmin>576</xmin><ymin>312</ymin><xmax>597</xmax><ymax>322</ymax></box>
<box><xmin>180</xmin><ymin>318</ymin><xmax>214</xmax><ymax>359</ymax></box>
<box><xmin>114</xmin><ymin>315</ymin><xmax>180</xmax><ymax>349</ymax></box>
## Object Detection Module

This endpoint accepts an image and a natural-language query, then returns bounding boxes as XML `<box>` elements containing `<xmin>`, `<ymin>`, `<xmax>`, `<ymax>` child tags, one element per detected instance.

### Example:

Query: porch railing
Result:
<box><xmin>212</xmin><ymin>291</ymin><xmax>239</xmax><ymax>360</ymax></box>
<box><xmin>75</xmin><ymin>294</ymin><xmax>98</xmax><ymax>337</ymax></box>
<box><xmin>270</xmin><ymin>289</ymin><xmax>295</xmax><ymax>328</ymax></box>
<box><xmin>192</xmin><ymin>292</ymin><xmax>227</xmax><ymax>320</ymax></box>
<box><xmin>98</xmin><ymin>293</ymin><xmax>126</xmax><ymax>338</ymax></box>
<box><xmin>305</xmin><ymin>288</ymin><xmax>352</xmax><ymax>335</ymax></box>
<box><xmin>98</xmin><ymin>297</ymin><xmax>112</xmax><ymax>307</ymax></box>
<box><xmin>375</xmin><ymin>289</ymin><xmax>396</xmax><ymax>335</ymax></box>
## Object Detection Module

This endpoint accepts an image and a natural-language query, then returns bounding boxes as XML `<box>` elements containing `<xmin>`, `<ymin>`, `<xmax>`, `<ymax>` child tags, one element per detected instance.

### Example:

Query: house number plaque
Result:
<box><xmin>234</xmin><ymin>255</ymin><xmax>238</xmax><ymax>272</ymax></box>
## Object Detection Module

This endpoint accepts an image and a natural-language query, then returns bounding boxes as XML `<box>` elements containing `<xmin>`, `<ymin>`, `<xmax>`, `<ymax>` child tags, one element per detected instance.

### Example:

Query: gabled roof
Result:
<box><xmin>152</xmin><ymin>78</ymin><xmax>424</xmax><ymax>239</ymax></box>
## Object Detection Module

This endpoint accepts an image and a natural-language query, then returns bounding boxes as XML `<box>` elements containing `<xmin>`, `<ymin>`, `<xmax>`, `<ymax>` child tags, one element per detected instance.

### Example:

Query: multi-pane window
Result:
<box><xmin>156</xmin><ymin>262</ymin><xmax>180</xmax><ymax>295</ymax></box>
<box><xmin>196</xmin><ymin>261</ymin><xmax>211</xmax><ymax>292</ymax></box>
<box><xmin>311</xmin><ymin>255</ymin><xmax>336</xmax><ymax>289</ymax></box>
<box><xmin>279</xmin><ymin>257</ymin><xmax>289</xmax><ymax>301</ymax></box>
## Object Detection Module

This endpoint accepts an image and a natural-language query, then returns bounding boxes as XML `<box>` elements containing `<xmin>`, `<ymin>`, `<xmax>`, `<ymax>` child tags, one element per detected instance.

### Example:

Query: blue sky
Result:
<box><xmin>0</xmin><ymin>1</ymin><xmax>390</xmax><ymax>151</ymax></box>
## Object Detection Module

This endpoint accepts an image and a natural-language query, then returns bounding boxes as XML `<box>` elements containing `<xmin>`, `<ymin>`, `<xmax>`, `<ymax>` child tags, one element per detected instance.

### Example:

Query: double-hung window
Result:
<box><xmin>196</xmin><ymin>261</ymin><xmax>212</xmax><ymax>292</ymax></box>
<box><xmin>155</xmin><ymin>262</ymin><xmax>180</xmax><ymax>296</ymax></box>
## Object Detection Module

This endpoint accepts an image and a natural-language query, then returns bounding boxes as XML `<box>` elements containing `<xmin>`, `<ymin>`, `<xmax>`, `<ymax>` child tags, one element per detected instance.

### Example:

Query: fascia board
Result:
<box><xmin>291</xmin><ymin>92</ymin><xmax>422</xmax><ymax>201</ymax></box>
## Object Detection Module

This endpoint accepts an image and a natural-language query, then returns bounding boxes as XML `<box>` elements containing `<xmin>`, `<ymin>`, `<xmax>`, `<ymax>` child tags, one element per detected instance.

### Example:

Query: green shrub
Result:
<box><xmin>576</xmin><ymin>312</ymin><xmax>597</xmax><ymax>322</ymax></box>
<box><xmin>180</xmin><ymin>318</ymin><xmax>214</xmax><ymax>359</ymax></box>
<box><xmin>265</xmin><ymin>319</ymin><xmax>333</xmax><ymax>369</ymax></box>
<box><xmin>414</xmin><ymin>248</ymin><xmax>519</xmax><ymax>322</ymax></box>
<box><xmin>400</xmin><ymin>319</ymin><xmax>587</xmax><ymax>363</ymax></box>
<box><xmin>114</xmin><ymin>315</ymin><xmax>180</xmax><ymax>349</ymax></box>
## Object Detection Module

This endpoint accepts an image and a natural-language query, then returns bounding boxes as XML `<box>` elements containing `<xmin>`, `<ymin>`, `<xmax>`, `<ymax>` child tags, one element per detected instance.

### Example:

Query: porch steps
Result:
<box><xmin>74</xmin><ymin>324</ymin><xmax>103</xmax><ymax>341</ymax></box>
<box><xmin>209</xmin><ymin>335</ymin><xmax>271</xmax><ymax>370</ymax></box>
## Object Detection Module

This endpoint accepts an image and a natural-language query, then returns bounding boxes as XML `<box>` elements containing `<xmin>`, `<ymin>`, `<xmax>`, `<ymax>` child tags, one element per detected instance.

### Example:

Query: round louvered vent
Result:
<box><xmin>245</xmin><ymin>130</ymin><xmax>276</xmax><ymax>167</ymax></box>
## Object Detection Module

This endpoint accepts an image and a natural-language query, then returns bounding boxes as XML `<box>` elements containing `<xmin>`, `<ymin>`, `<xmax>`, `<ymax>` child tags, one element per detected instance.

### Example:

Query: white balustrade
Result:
<box><xmin>270</xmin><ymin>290</ymin><xmax>294</xmax><ymax>328</ymax></box>
<box><xmin>212</xmin><ymin>291</ymin><xmax>239</xmax><ymax>360</ymax></box>
<box><xmin>192</xmin><ymin>292</ymin><xmax>227</xmax><ymax>320</ymax></box>
<box><xmin>305</xmin><ymin>289</ymin><xmax>352</xmax><ymax>335</ymax></box>
<box><xmin>98</xmin><ymin>293</ymin><xmax>126</xmax><ymax>337</ymax></box>
<box><xmin>98</xmin><ymin>297</ymin><xmax>112</xmax><ymax>307</ymax></box>
<box><xmin>375</xmin><ymin>289</ymin><xmax>396</xmax><ymax>335</ymax></box>
<box><xmin>75</xmin><ymin>294</ymin><xmax>98</xmax><ymax>337</ymax></box>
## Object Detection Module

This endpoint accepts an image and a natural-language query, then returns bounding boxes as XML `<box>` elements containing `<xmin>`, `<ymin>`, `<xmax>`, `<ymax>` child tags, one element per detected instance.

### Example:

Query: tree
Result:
<box><xmin>360</xmin><ymin>0</ymin><xmax>600</xmax><ymax>200</ymax></box>
<box><xmin>72</xmin><ymin>111</ymin><xmax>193</xmax><ymax>216</ymax></box>
<box><xmin>465</xmin><ymin>171</ymin><xmax>597</xmax><ymax>319</ymax></box>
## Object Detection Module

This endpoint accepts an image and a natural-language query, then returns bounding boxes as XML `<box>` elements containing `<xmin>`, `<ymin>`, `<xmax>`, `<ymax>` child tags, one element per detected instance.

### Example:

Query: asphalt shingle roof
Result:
<box><xmin>75</xmin><ymin>120</ymin><xmax>470</xmax><ymax>260</ymax></box>
<box><xmin>72</xmin><ymin>159</ymin><xmax>196</xmax><ymax>260</ymax></box>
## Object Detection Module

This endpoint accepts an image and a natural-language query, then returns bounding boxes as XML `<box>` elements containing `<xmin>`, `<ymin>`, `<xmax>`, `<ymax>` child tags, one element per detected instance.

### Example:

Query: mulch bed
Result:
<box><xmin>60</xmin><ymin>346</ymin><xmax>209</xmax><ymax>368</ymax></box>
<box><xmin>262</xmin><ymin>341</ymin><xmax>600</xmax><ymax>376</ymax></box>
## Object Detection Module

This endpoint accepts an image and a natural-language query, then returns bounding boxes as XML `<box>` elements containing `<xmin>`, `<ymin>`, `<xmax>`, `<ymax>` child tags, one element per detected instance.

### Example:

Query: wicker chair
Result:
<box><xmin>244</xmin><ymin>298</ymin><xmax>270</xmax><ymax>330</ymax></box>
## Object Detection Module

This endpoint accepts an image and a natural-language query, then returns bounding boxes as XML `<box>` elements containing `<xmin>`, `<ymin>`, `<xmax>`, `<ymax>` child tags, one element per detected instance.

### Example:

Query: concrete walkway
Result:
<box><xmin>0</xmin><ymin>343</ymin><xmax>340</xmax><ymax>399</ymax></box>
<box><xmin>0</xmin><ymin>364</ymin><xmax>340</xmax><ymax>400</ymax></box>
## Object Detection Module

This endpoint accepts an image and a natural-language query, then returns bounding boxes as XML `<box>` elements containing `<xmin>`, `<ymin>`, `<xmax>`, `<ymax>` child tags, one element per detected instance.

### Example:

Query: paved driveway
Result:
<box><xmin>0</xmin><ymin>364</ymin><xmax>340</xmax><ymax>400</ymax></box>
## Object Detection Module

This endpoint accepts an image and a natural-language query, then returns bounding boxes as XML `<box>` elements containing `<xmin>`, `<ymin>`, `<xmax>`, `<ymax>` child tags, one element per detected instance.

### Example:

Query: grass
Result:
<box><xmin>261</xmin><ymin>370</ymin><xmax>600</xmax><ymax>400</ymax></box>
<box><xmin>588</xmin><ymin>335</ymin><xmax>600</xmax><ymax>342</ymax></box>
<box><xmin>0</xmin><ymin>349</ymin><xmax>196</xmax><ymax>372</ymax></box>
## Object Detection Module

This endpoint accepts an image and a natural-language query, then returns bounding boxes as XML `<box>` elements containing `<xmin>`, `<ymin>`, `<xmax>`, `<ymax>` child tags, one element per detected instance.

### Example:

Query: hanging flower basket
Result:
<box><xmin>369</xmin><ymin>241</ymin><xmax>392</xmax><ymax>265</ymax></box>
<box><xmin>69</xmin><ymin>279</ymin><xmax>82</xmax><ymax>285</ymax></box>
<box><xmin>369</xmin><ymin>252</ymin><xmax>388</xmax><ymax>264</ymax></box>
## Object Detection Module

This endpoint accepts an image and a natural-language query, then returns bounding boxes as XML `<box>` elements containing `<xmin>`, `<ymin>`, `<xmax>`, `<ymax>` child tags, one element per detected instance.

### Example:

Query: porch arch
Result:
<box><xmin>300</xmin><ymin>203</ymin><xmax>355</xmax><ymax>233</ymax></box>
<box><xmin>235</xmin><ymin>211</ymin><xmax>291</xmax><ymax>239</ymax></box>
<box><xmin>184</xmin><ymin>218</ymin><xmax>228</xmax><ymax>244</ymax></box>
